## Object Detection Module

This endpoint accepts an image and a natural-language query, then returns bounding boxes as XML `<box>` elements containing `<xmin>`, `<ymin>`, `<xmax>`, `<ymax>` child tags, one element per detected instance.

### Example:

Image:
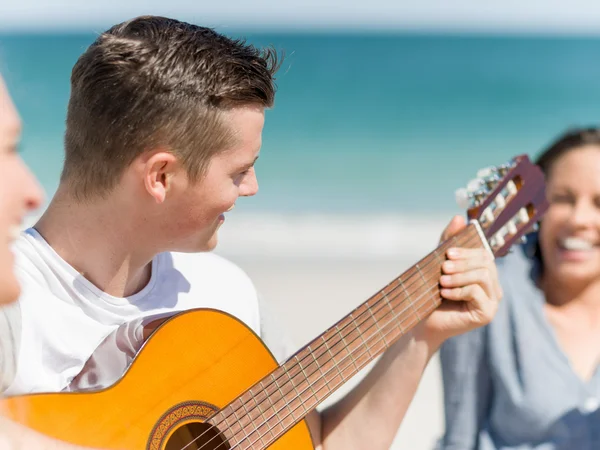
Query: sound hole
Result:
<box><xmin>164</xmin><ymin>422</ymin><xmax>229</xmax><ymax>450</ymax></box>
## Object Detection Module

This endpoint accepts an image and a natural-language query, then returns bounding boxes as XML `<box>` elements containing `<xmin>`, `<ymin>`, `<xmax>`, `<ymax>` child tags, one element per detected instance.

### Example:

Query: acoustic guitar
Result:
<box><xmin>0</xmin><ymin>155</ymin><xmax>548</xmax><ymax>449</ymax></box>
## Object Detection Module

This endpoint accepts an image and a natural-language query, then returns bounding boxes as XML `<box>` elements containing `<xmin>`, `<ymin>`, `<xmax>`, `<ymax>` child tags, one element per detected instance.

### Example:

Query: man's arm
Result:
<box><xmin>305</xmin><ymin>216</ymin><xmax>502</xmax><ymax>450</ymax></box>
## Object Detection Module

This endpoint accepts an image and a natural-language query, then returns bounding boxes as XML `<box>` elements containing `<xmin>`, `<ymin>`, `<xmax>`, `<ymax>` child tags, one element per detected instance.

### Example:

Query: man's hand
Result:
<box><xmin>414</xmin><ymin>215</ymin><xmax>502</xmax><ymax>349</ymax></box>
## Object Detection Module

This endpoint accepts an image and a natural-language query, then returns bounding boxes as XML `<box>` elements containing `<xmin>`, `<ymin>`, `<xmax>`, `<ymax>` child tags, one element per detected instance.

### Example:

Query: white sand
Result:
<box><xmin>221</xmin><ymin>256</ymin><xmax>445</xmax><ymax>450</ymax></box>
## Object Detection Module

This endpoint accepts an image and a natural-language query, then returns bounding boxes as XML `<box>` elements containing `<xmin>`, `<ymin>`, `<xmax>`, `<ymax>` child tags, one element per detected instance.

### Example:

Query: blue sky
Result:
<box><xmin>2</xmin><ymin>0</ymin><xmax>600</xmax><ymax>33</ymax></box>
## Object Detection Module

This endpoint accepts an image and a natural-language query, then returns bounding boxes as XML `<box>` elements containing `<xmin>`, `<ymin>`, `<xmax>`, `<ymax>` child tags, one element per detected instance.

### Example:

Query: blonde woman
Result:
<box><xmin>0</xmin><ymin>74</ymin><xmax>97</xmax><ymax>450</ymax></box>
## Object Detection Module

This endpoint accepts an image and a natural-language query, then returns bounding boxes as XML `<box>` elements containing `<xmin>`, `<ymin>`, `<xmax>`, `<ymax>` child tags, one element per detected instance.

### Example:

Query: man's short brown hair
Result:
<box><xmin>62</xmin><ymin>15</ymin><xmax>280</xmax><ymax>200</ymax></box>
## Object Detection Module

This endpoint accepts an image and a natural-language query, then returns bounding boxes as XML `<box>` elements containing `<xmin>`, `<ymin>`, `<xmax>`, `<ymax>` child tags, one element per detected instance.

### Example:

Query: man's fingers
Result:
<box><xmin>442</xmin><ymin>249</ymin><xmax>493</xmax><ymax>273</ymax></box>
<box><xmin>440</xmin><ymin>268</ymin><xmax>495</xmax><ymax>299</ymax></box>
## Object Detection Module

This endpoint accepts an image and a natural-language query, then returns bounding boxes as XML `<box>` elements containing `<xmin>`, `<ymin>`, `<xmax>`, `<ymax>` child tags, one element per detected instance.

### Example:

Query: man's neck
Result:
<box><xmin>34</xmin><ymin>187</ymin><xmax>155</xmax><ymax>298</ymax></box>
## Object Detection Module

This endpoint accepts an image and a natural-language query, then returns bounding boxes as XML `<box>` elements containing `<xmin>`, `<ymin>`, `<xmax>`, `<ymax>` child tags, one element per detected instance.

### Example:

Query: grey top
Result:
<box><xmin>437</xmin><ymin>243</ymin><xmax>600</xmax><ymax>450</ymax></box>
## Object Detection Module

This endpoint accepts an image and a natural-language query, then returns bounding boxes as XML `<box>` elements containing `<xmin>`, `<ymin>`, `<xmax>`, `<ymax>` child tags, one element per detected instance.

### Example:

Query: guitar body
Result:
<box><xmin>0</xmin><ymin>309</ymin><xmax>314</xmax><ymax>449</ymax></box>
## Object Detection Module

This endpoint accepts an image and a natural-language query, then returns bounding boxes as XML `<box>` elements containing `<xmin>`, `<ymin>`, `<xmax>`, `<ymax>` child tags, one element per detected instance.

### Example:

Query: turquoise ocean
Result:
<box><xmin>2</xmin><ymin>31</ymin><xmax>600</xmax><ymax>257</ymax></box>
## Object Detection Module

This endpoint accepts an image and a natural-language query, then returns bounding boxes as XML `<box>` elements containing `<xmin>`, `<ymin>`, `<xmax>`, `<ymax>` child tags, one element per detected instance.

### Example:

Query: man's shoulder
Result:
<box><xmin>11</xmin><ymin>229</ymin><xmax>51</xmax><ymax>288</ymax></box>
<box><xmin>168</xmin><ymin>251</ymin><xmax>249</xmax><ymax>276</ymax></box>
<box><xmin>166</xmin><ymin>251</ymin><xmax>256</xmax><ymax>292</ymax></box>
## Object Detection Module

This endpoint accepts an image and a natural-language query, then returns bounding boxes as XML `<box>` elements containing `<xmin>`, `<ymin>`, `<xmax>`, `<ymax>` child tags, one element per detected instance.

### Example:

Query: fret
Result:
<box><xmin>415</xmin><ymin>265</ymin><xmax>429</xmax><ymax>319</ymax></box>
<box><xmin>212</xmin><ymin>410</ymin><xmax>238</xmax><ymax>446</ymax></box>
<box><xmin>230</xmin><ymin>400</ymin><xmax>251</xmax><ymax>446</ymax></box>
<box><xmin>335</xmin><ymin>322</ymin><xmax>361</xmax><ymax>382</ymax></box>
<box><xmin>288</xmin><ymin>358</ymin><xmax>308</xmax><ymax>418</ymax></box>
<box><xmin>396</xmin><ymin>278</ymin><xmax>420</xmax><ymax>330</ymax></box>
<box><xmin>381</xmin><ymin>287</ymin><xmax>403</xmax><ymax>334</ymax></box>
<box><xmin>258</xmin><ymin>431</ymin><xmax>269</xmax><ymax>449</ymax></box>
<box><xmin>228</xmin><ymin>414</ymin><xmax>244</xmax><ymax>446</ymax></box>
<box><xmin>322</xmin><ymin>335</ymin><xmax>343</xmax><ymax>386</ymax></box>
<box><xmin>367</xmin><ymin>305</ymin><xmax>388</xmax><ymax>350</ymax></box>
<box><xmin>249</xmin><ymin>386</ymin><xmax>275</xmax><ymax>441</ymax></box>
<box><xmin>308</xmin><ymin>345</ymin><xmax>329</xmax><ymax>392</ymax></box>
<box><xmin>272</xmin><ymin>371</ymin><xmax>300</xmax><ymax>438</ymax></box>
<box><xmin>261</xmin><ymin>379</ymin><xmax>284</xmax><ymax>436</ymax></box>
<box><xmin>272</xmin><ymin>373</ymin><xmax>295</xmax><ymax>422</ymax></box>
<box><xmin>328</xmin><ymin>327</ymin><xmax>348</xmax><ymax>361</ymax></box>
<box><xmin>237</xmin><ymin>436</ymin><xmax>250</xmax><ymax>450</ymax></box>
<box><xmin>374</xmin><ymin>295</ymin><xmax>395</xmax><ymax>333</ymax></box>
<box><xmin>295</xmin><ymin>354</ymin><xmax>320</xmax><ymax>408</ymax></box>
<box><xmin>398</xmin><ymin>277</ymin><xmax>410</xmax><ymax>302</ymax></box>
<box><xmin>334</xmin><ymin>324</ymin><xmax>357</xmax><ymax>369</ymax></box>
<box><xmin>337</xmin><ymin>322</ymin><xmax>358</xmax><ymax>354</ymax></box>
<box><xmin>430</xmin><ymin>249</ymin><xmax>445</xmax><ymax>308</ymax></box>
<box><xmin>326</xmin><ymin>327</ymin><xmax>346</xmax><ymax>373</ymax></box>
<box><xmin>239</xmin><ymin>399</ymin><xmax>259</xmax><ymax>442</ymax></box>
<box><xmin>314</xmin><ymin>339</ymin><xmax>334</xmax><ymax>375</ymax></box>
<box><xmin>415</xmin><ymin>262</ymin><xmax>428</xmax><ymax>287</ymax></box>
<box><xmin>245</xmin><ymin>429</ymin><xmax>268</xmax><ymax>450</ymax></box>
<box><xmin>283</xmin><ymin>359</ymin><xmax>303</xmax><ymax>395</ymax></box>
<box><xmin>343</xmin><ymin>316</ymin><xmax>365</xmax><ymax>369</ymax></box>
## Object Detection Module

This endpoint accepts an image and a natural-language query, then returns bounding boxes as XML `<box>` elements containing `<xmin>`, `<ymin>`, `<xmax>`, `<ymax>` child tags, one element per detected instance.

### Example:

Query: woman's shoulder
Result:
<box><xmin>495</xmin><ymin>243</ymin><xmax>540</xmax><ymax>307</ymax></box>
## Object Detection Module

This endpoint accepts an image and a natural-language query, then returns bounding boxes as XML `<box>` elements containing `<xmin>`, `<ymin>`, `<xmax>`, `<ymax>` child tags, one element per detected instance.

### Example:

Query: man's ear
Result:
<box><xmin>142</xmin><ymin>151</ymin><xmax>179</xmax><ymax>204</ymax></box>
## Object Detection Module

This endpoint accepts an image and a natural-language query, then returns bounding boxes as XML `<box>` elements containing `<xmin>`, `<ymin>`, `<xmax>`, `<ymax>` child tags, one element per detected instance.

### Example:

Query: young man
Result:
<box><xmin>6</xmin><ymin>16</ymin><xmax>502</xmax><ymax>449</ymax></box>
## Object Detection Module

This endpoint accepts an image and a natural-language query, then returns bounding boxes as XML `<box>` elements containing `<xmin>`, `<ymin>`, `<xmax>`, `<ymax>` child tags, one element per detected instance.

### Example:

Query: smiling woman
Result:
<box><xmin>438</xmin><ymin>127</ymin><xmax>600</xmax><ymax>450</ymax></box>
<box><xmin>536</xmin><ymin>130</ymin><xmax>600</xmax><ymax>294</ymax></box>
<box><xmin>0</xmin><ymin>75</ymin><xmax>102</xmax><ymax>449</ymax></box>
<box><xmin>0</xmin><ymin>76</ymin><xmax>43</xmax><ymax>306</ymax></box>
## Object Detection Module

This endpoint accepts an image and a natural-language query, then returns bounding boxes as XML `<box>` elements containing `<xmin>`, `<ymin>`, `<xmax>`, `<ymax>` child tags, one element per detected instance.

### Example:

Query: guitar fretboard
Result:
<box><xmin>210</xmin><ymin>223</ymin><xmax>485</xmax><ymax>450</ymax></box>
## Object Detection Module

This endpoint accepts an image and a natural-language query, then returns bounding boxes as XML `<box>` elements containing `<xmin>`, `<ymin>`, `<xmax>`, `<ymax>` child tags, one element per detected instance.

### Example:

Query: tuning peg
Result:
<box><xmin>484</xmin><ymin>174</ymin><xmax>500</xmax><ymax>190</ymax></box>
<box><xmin>498</xmin><ymin>163</ymin><xmax>511</xmax><ymax>176</ymax></box>
<box><xmin>455</xmin><ymin>187</ymin><xmax>471</xmax><ymax>209</ymax></box>
<box><xmin>467</xmin><ymin>178</ymin><xmax>483</xmax><ymax>193</ymax></box>
<box><xmin>474</xmin><ymin>189</ymin><xmax>487</xmax><ymax>202</ymax></box>
<box><xmin>476</xmin><ymin>166</ymin><xmax>495</xmax><ymax>178</ymax></box>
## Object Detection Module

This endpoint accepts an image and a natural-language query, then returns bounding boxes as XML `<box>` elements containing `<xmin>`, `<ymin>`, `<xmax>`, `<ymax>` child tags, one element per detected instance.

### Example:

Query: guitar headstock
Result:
<box><xmin>455</xmin><ymin>154</ymin><xmax>549</xmax><ymax>257</ymax></box>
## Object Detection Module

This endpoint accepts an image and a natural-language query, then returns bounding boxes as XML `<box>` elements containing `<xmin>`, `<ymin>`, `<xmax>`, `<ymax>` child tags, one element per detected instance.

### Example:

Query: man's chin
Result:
<box><xmin>201</xmin><ymin>235</ymin><xmax>219</xmax><ymax>252</ymax></box>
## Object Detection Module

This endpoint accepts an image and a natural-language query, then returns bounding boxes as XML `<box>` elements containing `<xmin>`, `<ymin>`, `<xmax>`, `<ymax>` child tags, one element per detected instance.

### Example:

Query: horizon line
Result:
<box><xmin>3</xmin><ymin>22</ymin><xmax>600</xmax><ymax>38</ymax></box>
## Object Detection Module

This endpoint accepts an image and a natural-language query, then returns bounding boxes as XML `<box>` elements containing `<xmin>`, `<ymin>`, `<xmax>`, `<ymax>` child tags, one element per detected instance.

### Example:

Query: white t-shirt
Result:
<box><xmin>3</xmin><ymin>228</ymin><xmax>295</xmax><ymax>395</ymax></box>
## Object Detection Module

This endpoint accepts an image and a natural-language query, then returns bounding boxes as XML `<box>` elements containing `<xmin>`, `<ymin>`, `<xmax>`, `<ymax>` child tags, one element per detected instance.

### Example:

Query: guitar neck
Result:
<box><xmin>211</xmin><ymin>222</ymin><xmax>486</xmax><ymax>450</ymax></box>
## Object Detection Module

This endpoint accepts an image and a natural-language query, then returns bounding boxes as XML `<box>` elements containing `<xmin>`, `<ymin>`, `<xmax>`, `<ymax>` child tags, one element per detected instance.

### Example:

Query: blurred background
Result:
<box><xmin>2</xmin><ymin>1</ymin><xmax>600</xmax><ymax>448</ymax></box>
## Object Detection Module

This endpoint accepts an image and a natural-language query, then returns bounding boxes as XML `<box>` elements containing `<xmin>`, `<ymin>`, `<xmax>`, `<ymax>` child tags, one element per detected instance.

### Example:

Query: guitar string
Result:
<box><xmin>184</xmin><ymin>230</ymin><xmax>481</xmax><ymax>450</ymax></box>
<box><xmin>183</xmin><ymin>230</ymin><xmax>482</xmax><ymax>450</ymax></box>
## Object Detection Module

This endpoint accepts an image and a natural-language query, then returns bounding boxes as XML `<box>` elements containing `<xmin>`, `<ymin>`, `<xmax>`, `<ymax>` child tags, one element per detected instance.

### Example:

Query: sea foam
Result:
<box><xmin>216</xmin><ymin>212</ymin><xmax>453</xmax><ymax>260</ymax></box>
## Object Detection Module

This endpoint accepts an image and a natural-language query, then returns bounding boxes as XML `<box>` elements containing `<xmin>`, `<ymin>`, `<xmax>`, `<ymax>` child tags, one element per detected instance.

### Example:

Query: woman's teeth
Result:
<box><xmin>560</xmin><ymin>237</ymin><xmax>595</xmax><ymax>251</ymax></box>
